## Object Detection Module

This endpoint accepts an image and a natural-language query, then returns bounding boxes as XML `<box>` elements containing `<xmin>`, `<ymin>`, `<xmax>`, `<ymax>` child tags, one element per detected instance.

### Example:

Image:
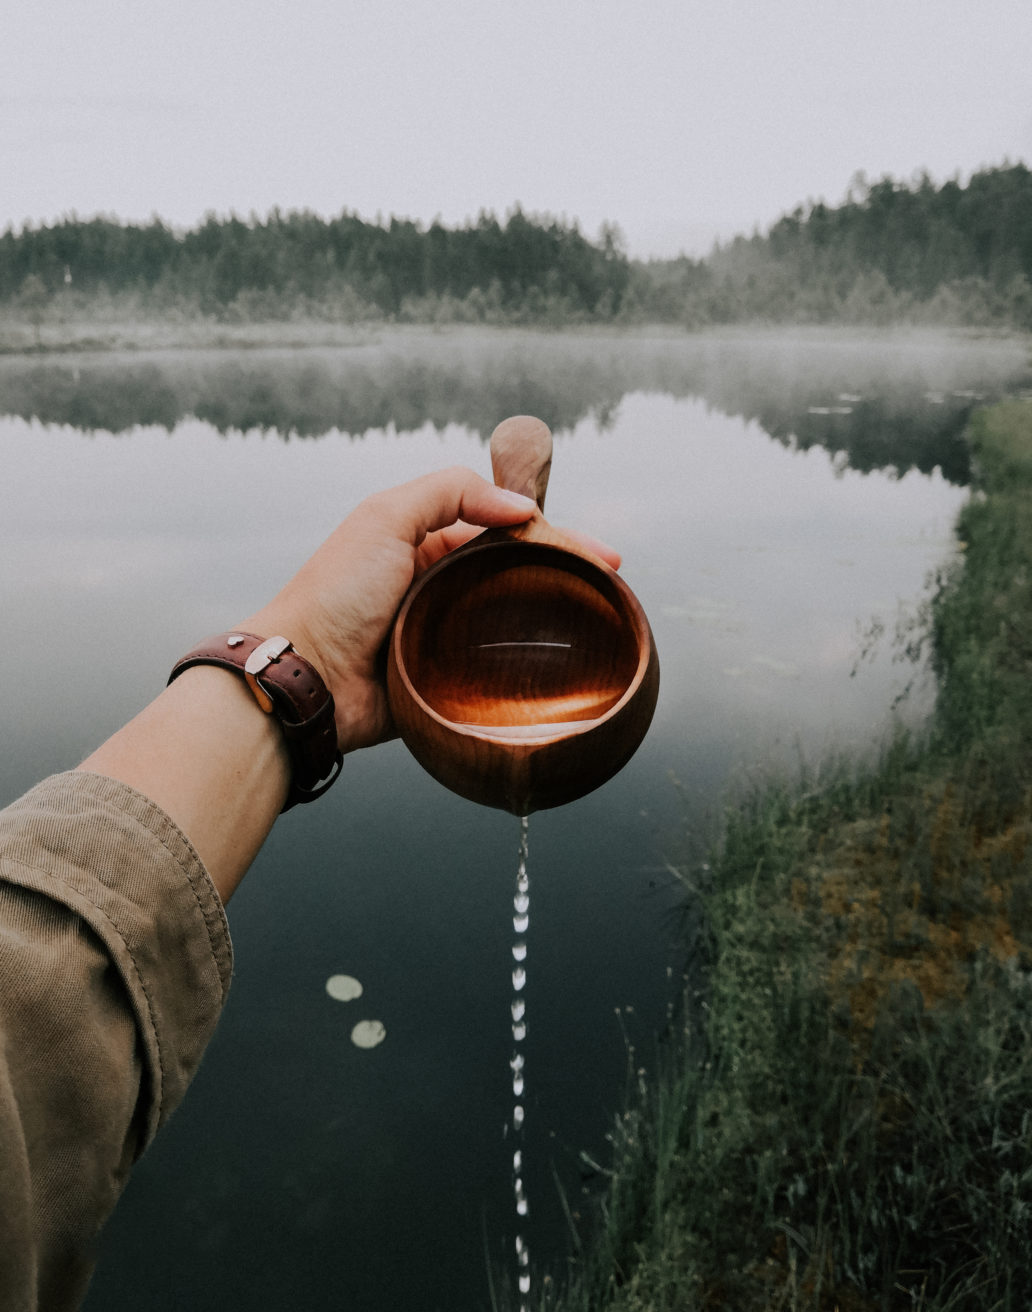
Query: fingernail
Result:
<box><xmin>497</xmin><ymin>490</ymin><xmax>536</xmax><ymax>511</ymax></box>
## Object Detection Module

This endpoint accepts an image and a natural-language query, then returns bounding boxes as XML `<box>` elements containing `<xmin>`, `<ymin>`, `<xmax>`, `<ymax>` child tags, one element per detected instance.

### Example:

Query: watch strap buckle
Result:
<box><xmin>168</xmin><ymin>631</ymin><xmax>342</xmax><ymax>811</ymax></box>
<box><xmin>243</xmin><ymin>636</ymin><xmax>292</xmax><ymax>713</ymax></box>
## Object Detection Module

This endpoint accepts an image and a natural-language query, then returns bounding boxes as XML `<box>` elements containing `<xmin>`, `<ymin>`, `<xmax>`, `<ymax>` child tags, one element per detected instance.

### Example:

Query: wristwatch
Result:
<box><xmin>168</xmin><ymin>632</ymin><xmax>343</xmax><ymax>810</ymax></box>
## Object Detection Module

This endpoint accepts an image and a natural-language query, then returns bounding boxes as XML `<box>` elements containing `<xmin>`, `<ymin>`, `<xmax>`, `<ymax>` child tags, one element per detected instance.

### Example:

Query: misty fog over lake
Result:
<box><xmin>1</xmin><ymin>327</ymin><xmax>1029</xmax><ymax>1311</ymax></box>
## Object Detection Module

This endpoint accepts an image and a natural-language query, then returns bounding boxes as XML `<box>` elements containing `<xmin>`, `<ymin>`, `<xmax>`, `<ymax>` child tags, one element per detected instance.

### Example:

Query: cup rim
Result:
<box><xmin>389</xmin><ymin>537</ymin><xmax>655</xmax><ymax>742</ymax></box>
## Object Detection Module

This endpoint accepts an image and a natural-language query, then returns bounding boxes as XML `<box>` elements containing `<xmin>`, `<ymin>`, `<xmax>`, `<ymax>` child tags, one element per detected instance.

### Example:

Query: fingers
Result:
<box><xmin>359</xmin><ymin>465</ymin><xmax>622</xmax><ymax>569</ymax></box>
<box><xmin>368</xmin><ymin>467</ymin><xmax>536</xmax><ymax>547</ymax></box>
<box><xmin>429</xmin><ymin>521</ymin><xmax>487</xmax><ymax>555</ymax></box>
<box><xmin>553</xmin><ymin>526</ymin><xmax>622</xmax><ymax>571</ymax></box>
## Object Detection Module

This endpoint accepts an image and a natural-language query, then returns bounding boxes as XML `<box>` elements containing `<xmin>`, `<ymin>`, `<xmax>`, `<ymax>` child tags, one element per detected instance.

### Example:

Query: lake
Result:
<box><xmin>1</xmin><ymin>327</ymin><xmax>1028</xmax><ymax>1310</ymax></box>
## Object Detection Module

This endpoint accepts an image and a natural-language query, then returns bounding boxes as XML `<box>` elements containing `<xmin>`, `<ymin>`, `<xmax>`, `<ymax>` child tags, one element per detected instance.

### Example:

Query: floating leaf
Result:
<box><xmin>325</xmin><ymin>974</ymin><xmax>363</xmax><ymax>1003</ymax></box>
<box><xmin>351</xmin><ymin>1019</ymin><xmax>387</xmax><ymax>1049</ymax></box>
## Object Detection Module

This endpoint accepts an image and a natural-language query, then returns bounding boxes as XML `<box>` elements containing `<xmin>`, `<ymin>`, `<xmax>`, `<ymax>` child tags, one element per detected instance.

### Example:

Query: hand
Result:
<box><xmin>239</xmin><ymin>466</ymin><xmax>620</xmax><ymax>754</ymax></box>
<box><xmin>79</xmin><ymin>465</ymin><xmax>620</xmax><ymax>900</ymax></box>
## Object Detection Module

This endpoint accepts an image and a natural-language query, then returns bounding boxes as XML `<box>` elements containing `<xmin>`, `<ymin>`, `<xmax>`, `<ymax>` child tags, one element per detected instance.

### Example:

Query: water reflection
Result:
<box><xmin>1</xmin><ymin>329</ymin><xmax>1025</xmax><ymax>1312</ymax></box>
<box><xmin>1</xmin><ymin>328</ymin><xmax>1029</xmax><ymax>481</ymax></box>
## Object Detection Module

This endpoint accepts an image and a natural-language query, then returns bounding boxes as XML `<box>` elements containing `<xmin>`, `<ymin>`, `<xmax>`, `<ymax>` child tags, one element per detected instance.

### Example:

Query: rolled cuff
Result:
<box><xmin>0</xmin><ymin>770</ymin><xmax>233</xmax><ymax>1147</ymax></box>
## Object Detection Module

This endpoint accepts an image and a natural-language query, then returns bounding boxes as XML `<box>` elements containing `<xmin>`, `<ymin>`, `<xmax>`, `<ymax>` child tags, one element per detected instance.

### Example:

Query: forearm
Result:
<box><xmin>71</xmin><ymin>467</ymin><xmax>571</xmax><ymax>907</ymax></box>
<box><xmin>77</xmin><ymin>665</ymin><xmax>290</xmax><ymax>903</ymax></box>
<box><xmin>0</xmin><ymin>772</ymin><xmax>233</xmax><ymax>1309</ymax></box>
<box><xmin>0</xmin><ymin>464</ymin><xmax>552</xmax><ymax>1310</ymax></box>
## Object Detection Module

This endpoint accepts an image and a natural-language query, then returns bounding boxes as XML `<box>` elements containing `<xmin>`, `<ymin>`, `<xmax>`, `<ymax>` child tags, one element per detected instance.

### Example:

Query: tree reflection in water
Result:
<box><xmin>1</xmin><ymin>328</ymin><xmax>1029</xmax><ymax>484</ymax></box>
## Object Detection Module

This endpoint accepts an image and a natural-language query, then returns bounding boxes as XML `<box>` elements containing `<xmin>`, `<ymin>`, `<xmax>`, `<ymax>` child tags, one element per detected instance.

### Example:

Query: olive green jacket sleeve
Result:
<box><xmin>0</xmin><ymin>771</ymin><xmax>233</xmax><ymax>1312</ymax></box>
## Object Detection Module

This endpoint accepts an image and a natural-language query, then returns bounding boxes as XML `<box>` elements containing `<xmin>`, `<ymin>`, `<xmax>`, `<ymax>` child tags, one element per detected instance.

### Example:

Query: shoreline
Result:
<box><xmin>550</xmin><ymin>397</ymin><xmax>1032</xmax><ymax>1310</ymax></box>
<box><xmin>0</xmin><ymin>313</ymin><xmax>1027</xmax><ymax>361</ymax></box>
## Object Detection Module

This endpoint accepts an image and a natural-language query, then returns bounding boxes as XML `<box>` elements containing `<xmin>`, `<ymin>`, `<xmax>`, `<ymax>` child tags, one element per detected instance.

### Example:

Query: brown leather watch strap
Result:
<box><xmin>168</xmin><ymin>632</ymin><xmax>343</xmax><ymax>811</ymax></box>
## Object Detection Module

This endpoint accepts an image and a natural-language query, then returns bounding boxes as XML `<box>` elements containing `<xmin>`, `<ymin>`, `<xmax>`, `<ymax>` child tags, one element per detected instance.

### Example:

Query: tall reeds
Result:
<box><xmin>548</xmin><ymin>398</ymin><xmax>1032</xmax><ymax>1310</ymax></box>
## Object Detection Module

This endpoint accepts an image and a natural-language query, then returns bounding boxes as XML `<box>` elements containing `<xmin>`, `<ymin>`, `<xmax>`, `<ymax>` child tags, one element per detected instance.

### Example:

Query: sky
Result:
<box><xmin>3</xmin><ymin>0</ymin><xmax>1031</xmax><ymax>259</ymax></box>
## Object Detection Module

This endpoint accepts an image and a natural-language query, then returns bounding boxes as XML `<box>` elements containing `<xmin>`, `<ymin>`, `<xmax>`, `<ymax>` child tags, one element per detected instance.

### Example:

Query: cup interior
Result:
<box><xmin>395</xmin><ymin>542</ymin><xmax>645</xmax><ymax>731</ymax></box>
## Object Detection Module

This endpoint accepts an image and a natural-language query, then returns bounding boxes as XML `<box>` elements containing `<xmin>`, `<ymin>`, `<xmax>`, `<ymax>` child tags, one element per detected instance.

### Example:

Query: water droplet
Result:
<box><xmin>350</xmin><ymin>1019</ymin><xmax>386</xmax><ymax>1049</ymax></box>
<box><xmin>509</xmin><ymin>817</ymin><xmax>532</xmax><ymax>1305</ymax></box>
<box><xmin>325</xmin><ymin>974</ymin><xmax>363</xmax><ymax>1002</ymax></box>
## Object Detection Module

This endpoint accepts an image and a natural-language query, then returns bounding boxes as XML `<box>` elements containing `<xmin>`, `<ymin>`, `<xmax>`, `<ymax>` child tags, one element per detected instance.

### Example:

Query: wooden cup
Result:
<box><xmin>386</xmin><ymin>415</ymin><xmax>660</xmax><ymax>814</ymax></box>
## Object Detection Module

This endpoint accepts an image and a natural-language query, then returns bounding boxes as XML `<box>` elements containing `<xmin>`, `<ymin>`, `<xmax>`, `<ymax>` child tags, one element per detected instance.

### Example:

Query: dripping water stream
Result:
<box><xmin>510</xmin><ymin>815</ymin><xmax>531</xmax><ymax>1309</ymax></box>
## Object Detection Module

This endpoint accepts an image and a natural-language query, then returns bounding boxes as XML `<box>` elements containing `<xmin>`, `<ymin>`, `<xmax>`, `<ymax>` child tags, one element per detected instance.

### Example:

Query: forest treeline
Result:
<box><xmin>664</xmin><ymin>162</ymin><xmax>1032</xmax><ymax>330</ymax></box>
<box><xmin>0</xmin><ymin>208</ymin><xmax>628</xmax><ymax>325</ymax></box>
<box><xmin>2</xmin><ymin>163</ymin><xmax>1031</xmax><ymax>330</ymax></box>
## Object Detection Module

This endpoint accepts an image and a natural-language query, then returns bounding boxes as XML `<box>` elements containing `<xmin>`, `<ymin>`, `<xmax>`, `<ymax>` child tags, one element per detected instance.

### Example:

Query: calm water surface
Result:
<box><xmin>1</xmin><ymin>328</ymin><xmax>1028</xmax><ymax>1310</ymax></box>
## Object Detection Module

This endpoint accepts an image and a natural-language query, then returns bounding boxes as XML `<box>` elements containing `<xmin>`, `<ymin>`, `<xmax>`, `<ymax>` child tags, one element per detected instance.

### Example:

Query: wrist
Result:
<box><xmin>238</xmin><ymin>603</ymin><xmax>336</xmax><ymax>692</ymax></box>
<box><xmin>168</xmin><ymin>631</ymin><xmax>343</xmax><ymax>810</ymax></box>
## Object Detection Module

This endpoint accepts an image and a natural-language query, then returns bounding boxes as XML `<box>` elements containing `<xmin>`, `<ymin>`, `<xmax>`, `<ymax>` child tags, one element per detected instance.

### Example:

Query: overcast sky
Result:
<box><xmin>3</xmin><ymin>0</ymin><xmax>1031</xmax><ymax>258</ymax></box>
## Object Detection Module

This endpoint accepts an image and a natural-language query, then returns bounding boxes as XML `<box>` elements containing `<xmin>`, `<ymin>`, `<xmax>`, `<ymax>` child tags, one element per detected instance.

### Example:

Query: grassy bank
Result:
<box><xmin>548</xmin><ymin>399</ymin><xmax>1032</xmax><ymax>1310</ymax></box>
<box><xmin>0</xmin><ymin>285</ymin><xmax>617</xmax><ymax>355</ymax></box>
<box><xmin>0</xmin><ymin>295</ymin><xmax>384</xmax><ymax>354</ymax></box>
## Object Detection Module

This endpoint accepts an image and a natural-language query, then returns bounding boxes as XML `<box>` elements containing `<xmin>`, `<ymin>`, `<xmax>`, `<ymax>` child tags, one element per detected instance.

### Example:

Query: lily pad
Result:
<box><xmin>351</xmin><ymin>1019</ymin><xmax>387</xmax><ymax>1049</ymax></box>
<box><xmin>325</xmin><ymin>974</ymin><xmax>363</xmax><ymax>1003</ymax></box>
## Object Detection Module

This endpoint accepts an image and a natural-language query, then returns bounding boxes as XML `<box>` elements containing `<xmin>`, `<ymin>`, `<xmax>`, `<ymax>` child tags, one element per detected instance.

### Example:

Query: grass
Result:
<box><xmin>542</xmin><ymin>398</ymin><xmax>1032</xmax><ymax>1311</ymax></box>
<box><xmin>0</xmin><ymin>303</ymin><xmax>380</xmax><ymax>355</ymax></box>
